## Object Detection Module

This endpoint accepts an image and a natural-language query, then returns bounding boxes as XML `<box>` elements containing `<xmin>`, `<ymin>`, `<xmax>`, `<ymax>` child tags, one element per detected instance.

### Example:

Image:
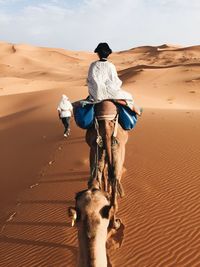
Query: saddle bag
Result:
<box><xmin>117</xmin><ymin>104</ymin><xmax>138</xmax><ymax>130</ymax></box>
<box><xmin>73</xmin><ymin>101</ymin><xmax>94</xmax><ymax>129</ymax></box>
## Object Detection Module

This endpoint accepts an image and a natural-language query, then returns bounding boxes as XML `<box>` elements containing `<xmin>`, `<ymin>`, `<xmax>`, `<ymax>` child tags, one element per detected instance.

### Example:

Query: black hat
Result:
<box><xmin>94</xmin><ymin>43</ymin><xmax>112</xmax><ymax>55</ymax></box>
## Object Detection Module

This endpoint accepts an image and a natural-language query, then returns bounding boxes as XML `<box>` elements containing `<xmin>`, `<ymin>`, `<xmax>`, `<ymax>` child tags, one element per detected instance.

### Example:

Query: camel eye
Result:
<box><xmin>100</xmin><ymin>205</ymin><xmax>111</xmax><ymax>219</ymax></box>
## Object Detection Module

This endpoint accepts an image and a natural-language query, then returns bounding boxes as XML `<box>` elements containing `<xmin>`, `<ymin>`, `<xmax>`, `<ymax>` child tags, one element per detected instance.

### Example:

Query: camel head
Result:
<box><xmin>68</xmin><ymin>188</ymin><xmax>112</xmax><ymax>231</ymax></box>
<box><xmin>68</xmin><ymin>188</ymin><xmax>115</xmax><ymax>267</ymax></box>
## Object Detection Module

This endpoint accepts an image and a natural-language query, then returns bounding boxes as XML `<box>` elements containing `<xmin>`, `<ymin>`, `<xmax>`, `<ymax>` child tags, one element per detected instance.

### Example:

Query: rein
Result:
<box><xmin>93</xmin><ymin>114</ymin><xmax>119</xmax><ymax>184</ymax></box>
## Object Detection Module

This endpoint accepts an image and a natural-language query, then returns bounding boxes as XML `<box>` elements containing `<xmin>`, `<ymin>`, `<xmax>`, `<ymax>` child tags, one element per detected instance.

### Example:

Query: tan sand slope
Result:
<box><xmin>1</xmin><ymin>41</ymin><xmax>200</xmax><ymax>109</ymax></box>
<box><xmin>0</xmin><ymin>42</ymin><xmax>200</xmax><ymax>266</ymax></box>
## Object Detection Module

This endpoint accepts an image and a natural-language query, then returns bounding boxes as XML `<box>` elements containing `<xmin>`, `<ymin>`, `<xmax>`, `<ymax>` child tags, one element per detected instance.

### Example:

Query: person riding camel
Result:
<box><xmin>87</xmin><ymin>42</ymin><xmax>142</xmax><ymax>116</ymax></box>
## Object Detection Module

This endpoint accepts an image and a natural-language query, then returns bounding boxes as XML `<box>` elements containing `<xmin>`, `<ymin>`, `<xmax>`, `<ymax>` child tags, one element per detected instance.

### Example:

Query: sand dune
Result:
<box><xmin>0</xmin><ymin>42</ymin><xmax>200</xmax><ymax>266</ymax></box>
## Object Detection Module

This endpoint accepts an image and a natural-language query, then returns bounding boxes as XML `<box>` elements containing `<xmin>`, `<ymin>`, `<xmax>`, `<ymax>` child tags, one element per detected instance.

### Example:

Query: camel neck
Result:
<box><xmin>78</xmin><ymin>225</ymin><xmax>107</xmax><ymax>267</ymax></box>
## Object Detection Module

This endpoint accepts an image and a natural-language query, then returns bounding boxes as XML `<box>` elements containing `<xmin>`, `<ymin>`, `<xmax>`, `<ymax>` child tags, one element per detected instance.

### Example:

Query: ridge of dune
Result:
<box><xmin>0</xmin><ymin>41</ymin><xmax>200</xmax><ymax>111</ymax></box>
<box><xmin>117</xmin><ymin>44</ymin><xmax>182</xmax><ymax>54</ymax></box>
<box><xmin>173</xmin><ymin>44</ymin><xmax>200</xmax><ymax>51</ymax></box>
<box><xmin>0</xmin><ymin>42</ymin><xmax>93</xmax><ymax>97</ymax></box>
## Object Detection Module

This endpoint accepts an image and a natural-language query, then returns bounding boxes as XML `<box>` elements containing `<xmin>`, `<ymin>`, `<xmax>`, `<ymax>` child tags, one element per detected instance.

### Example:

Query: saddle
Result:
<box><xmin>94</xmin><ymin>100</ymin><xmax>118</xmax><ymax>121</ymax></box>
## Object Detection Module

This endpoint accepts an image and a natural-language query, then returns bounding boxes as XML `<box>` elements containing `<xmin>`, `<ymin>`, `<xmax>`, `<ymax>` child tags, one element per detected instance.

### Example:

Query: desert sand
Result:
<box><xmin>0</xmin><ymin>41</ymin><xmax>200</xmax><ymax>266</ymax></box>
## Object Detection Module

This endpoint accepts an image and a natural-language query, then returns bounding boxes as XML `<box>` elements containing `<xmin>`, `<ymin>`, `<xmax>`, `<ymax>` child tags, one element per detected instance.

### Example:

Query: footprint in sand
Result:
<box><xmin>76</xmin><ymin>158</ymin><xmax>89</xmax><ymax>166</ymax></box>
<box><xmin>29</xmin><ymin>183</ymin><xmax>39</xmax><ymax>189</ymax></box>
<box><xmin>167</xmin><ymin>97</ymin><xmax>174</xmax><ymax>104</ymax></box>
<box><xmin>6</xmin><ymin>212</ymin><xmax>17</xmax><ymax>222</ymax></box>
<box><xmin>40</xmin><ymin>171</ymin><xmax>45</xmax><ymax>177</ymax></box>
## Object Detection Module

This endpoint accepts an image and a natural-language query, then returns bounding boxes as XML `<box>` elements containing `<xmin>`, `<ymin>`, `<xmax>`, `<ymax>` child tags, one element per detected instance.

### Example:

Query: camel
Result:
<box><xmin>85</xmin><ymin>100</ymin><xmax>128</xmax><ymax>211</ymax></box>
<box><xmin>68</xmin><ymin>188</ymin><xmax>120</xmax><ymax>267</ymax></box>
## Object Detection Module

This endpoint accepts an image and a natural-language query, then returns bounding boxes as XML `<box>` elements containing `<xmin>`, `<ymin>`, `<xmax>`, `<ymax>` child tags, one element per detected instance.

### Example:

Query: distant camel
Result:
<box><xmin>85</xmin><ymin>100</ymin><xmax>128</xmax><ymax>211</ymax></box>
<box><xmin>68</xmin><ymin>188</ymin><xmax>121</xmax><ymax>267</ymax></box>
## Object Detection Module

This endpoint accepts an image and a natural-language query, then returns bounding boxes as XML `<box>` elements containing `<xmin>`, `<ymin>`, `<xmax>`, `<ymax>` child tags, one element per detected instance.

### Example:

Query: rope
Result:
<box><xmin>92</xmin><ymin>115</ymin><xmax>119</xmax><ymax>193</ymax></box>
<box><xmin>113</xmin><ymin>115</ymin><xmax>119</xmax><ymax>138</ymax></box>
<box><xmin>93</xmin><ymin>119</ymin><xmax>103</xmax><ymax>182</ymax></box>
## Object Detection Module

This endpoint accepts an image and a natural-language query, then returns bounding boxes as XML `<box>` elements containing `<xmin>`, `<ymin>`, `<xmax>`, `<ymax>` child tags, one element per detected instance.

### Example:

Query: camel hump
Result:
<box><xmin>94</xmin><ymin>100</ymin><xmax>117</xmax><ymax>120</ymax></box>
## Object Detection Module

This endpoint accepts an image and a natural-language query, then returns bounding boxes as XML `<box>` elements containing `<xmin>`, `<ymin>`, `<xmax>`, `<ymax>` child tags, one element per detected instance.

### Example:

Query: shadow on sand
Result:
<box><xmin>107</xmin><ymin>222</ymin><xmax>125</xmax><ymax>267</ymax></box>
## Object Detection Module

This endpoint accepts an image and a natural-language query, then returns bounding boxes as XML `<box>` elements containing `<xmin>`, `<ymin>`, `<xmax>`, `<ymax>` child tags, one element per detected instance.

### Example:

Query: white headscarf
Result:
<box><xmin>58</xmin><ymin>94</ymin><xmax>69</xmax><ymax>111</ymax></box>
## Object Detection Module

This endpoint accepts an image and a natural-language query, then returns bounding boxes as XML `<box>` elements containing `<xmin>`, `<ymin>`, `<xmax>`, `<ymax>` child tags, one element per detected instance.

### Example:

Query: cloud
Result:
<box><xmin>0</xmin><ymin>0</ymin><xmax>200</xmax><ymax>51</ymax></box>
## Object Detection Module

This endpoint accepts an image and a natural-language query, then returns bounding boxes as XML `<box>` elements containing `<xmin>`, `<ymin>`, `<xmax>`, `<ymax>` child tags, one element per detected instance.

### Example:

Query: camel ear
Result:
<box><xmin>68</xmin><ymin>207</ymin><xmax>77</xmax><ymax>226</ymax></box>
<box><xmin>100</xmin><ymin>205</ymin><xmax>112</xmax><ymax>219</ymax></box>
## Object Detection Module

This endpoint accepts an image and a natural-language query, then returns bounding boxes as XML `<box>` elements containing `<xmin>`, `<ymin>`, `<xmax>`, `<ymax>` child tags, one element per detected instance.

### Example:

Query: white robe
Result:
<box><xmin>87</xmin><ymin>60</ymin><xmax>133</xmax><ymax>102</ymax></box>
<box><xmin>57</xmin><ymin>95</ymin><xmax>73</xmax><ymax>118</ymax></box>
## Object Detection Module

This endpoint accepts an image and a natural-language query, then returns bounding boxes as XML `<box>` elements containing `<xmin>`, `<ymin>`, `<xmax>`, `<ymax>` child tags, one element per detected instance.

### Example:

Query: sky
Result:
<box><xmin>0</xmin><ymin>0</ymin><xmax>200</xmax><ymax>51</ymax></box>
